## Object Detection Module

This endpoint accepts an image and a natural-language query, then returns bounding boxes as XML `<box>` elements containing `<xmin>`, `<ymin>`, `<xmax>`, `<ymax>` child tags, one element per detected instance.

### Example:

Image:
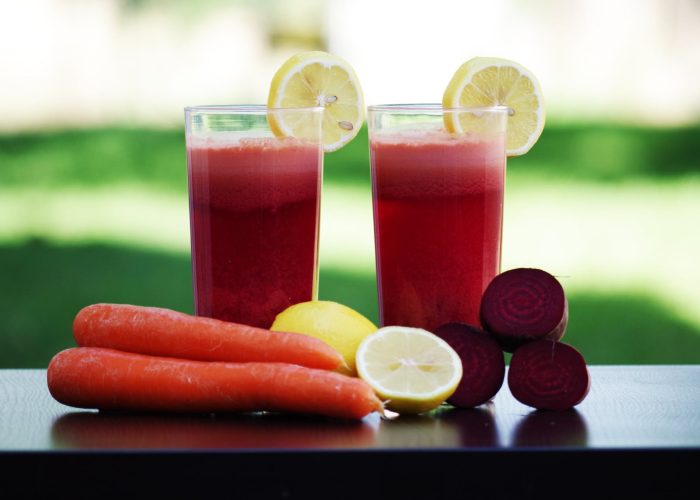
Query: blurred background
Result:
<box><xmin>1</xmin><ymin>0</ymin><xmax>699</xmax><ymax>367</ymax></box>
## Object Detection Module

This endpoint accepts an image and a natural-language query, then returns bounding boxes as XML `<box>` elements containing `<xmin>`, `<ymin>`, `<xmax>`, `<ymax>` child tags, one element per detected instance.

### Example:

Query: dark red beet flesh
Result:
<box><xmin>480</xmin><ymin>268</ymin><xmax>568</xmax><ymax>352</ymax></box>
<box><xmin>508</xmin><ymin>340</ymin><xmax>590</xmax><ymax>411</ymax></box>
<box><xmin>433</xmin><ymin>322</ymin><xmax>505</xmax><ymax>408</ymax></box>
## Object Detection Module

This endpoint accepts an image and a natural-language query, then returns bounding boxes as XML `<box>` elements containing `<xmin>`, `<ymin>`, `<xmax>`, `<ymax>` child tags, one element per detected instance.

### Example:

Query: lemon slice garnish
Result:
<box><xmin>442</xmin><ymin>57</ymin><xmax>545</xmax><ymax>156</ymax></box>
<box><xmin>355</xmin><ymin>326</ymin><xmax>463</xmax><ymax>414</ymax></box>
<box><xmin>267</xmin><ymin>51</ymin><xmax>365</xmax><ymax>153</ymax></box>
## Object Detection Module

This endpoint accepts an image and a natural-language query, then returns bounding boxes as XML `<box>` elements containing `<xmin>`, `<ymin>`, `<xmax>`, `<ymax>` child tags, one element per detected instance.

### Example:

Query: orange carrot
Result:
<box><xmin>73</xmin><ymin>303</ymin><xmax>345</xmax><ymax>371</ymax></box>
<box><xmin>48</xmin><ymin>347</ymin><xmax>383</xmax><ymax>420</ymax></box>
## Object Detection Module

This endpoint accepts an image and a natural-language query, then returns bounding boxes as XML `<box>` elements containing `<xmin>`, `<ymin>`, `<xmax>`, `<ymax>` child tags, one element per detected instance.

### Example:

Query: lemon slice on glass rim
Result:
<box><xmin>267</xmin><ymin>51</ymin><xmax>365</xmax><ymax>152</ymax></box>
<box><xmin>442</xmin><ymin>57</ymin><xmax>545</xmax><ymax>156</ymax></box>
<box><xmin>355</xmin><ymin>326</ymin><xmax>463</xmax><ymax>415</ymax></box>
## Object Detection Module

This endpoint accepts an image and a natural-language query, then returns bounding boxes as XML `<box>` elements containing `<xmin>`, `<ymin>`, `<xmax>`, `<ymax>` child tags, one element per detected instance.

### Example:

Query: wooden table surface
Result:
<box><xmin>1</xmin><ymin>366</ymin><xmax>698</xmax><ymax>498</ymax></box>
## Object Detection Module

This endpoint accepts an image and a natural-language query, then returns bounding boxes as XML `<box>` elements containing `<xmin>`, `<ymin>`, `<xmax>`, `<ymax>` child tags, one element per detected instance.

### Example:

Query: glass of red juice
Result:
<box><xmin>184</xmin><ymin>105</ymin><xmax>324</xmax><ymax>328</ymax></box>
<box><xmin>368</xmin><ymin>104</ymin><xmax>508</xmax><ymax>331</ymax></box>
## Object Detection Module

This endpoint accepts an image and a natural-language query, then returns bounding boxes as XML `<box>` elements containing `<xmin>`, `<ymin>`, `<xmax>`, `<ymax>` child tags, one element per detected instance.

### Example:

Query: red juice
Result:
<box><xmin>187</xmin><ymin>136</ymin><xmax>322</xmax><ymax>328</ymax></box>
<box><xmin>371</xmin><ymin>131</ymin><xmax>506</xmax><ymax>331</ymax></box>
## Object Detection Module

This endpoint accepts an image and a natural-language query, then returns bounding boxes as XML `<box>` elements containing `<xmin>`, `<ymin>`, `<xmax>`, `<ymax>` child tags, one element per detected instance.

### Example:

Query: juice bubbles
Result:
<box><xmin>185</xmin><ymin>106</ymin><xmax>324</xmax><ymax>329</ymax></box>
<box><xmin>369</xmin><ymin>106</ymin><xmax>507</xmax><ymax>331</ymax></box>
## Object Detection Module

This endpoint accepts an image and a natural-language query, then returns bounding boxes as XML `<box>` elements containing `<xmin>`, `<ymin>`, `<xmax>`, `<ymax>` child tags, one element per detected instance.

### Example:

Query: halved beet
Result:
<box><xmin>433</xmin><ymin>322</ymin><xmax>505</xmax><ymax>408</ymax></box>
<box><xmin>508</xmin><ymin>340</ymin><xmax>590</xmax><ymax>411</ymax></box>
<box><xmin>480</xmin><ymin>268</ymin><xmax>568</xmax><ymax>352</ymax></box>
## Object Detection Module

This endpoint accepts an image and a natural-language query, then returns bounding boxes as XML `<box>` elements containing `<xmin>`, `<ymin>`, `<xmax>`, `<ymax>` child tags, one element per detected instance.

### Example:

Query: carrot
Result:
<box><xmin>47</xmin><ymin>347</ymin><xmax>383</xmax><ymax>420</ymax></box>
<box><xmin>73</xmin><ymin>303</ymin><xmax>345</xmax><ymax>371</ymax></box>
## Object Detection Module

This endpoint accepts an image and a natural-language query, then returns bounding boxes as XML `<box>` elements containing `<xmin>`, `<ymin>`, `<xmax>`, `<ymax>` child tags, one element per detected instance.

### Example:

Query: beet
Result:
<box><xmin>480</xmin><ymin>267</ymin><xmax>568</xmax><ymax>352</ymax></box>
<box><xmin>508</xmin><ymin>340</ymin><xmax>590</xmax><ymax>411</ymax></box>
<box><xmin>433</xmin><ymin>323</ymin><xmax>505</xmax><ymax>408</ymax></box>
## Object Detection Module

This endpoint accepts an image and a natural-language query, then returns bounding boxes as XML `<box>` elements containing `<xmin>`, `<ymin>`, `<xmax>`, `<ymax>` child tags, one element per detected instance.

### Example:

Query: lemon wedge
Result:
<box><xmin>267</xmin><ymin>51</ymin><xmax>365</xmax><ymax>152</ymax></box>
<box><xmin>271</xmin><ymin>301</ymin><xmax>377</xmax><ymax>376</ymax></box>
<box><xmin>355</xmin><ymin>326</ymin><xmax>463</xmax><ymax>414</ymax></box>
<box><xmin>442</xmin><ymin>57</ymin><xmax>545</xmax><ymax>156</ymax></box>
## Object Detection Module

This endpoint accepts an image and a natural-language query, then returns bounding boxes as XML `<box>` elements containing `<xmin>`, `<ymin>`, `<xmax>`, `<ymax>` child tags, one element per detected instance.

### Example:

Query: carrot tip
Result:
<box><xmin>339</xmin><ymin>359</ymin><xmax>352</xmax><ymax>372</ymax></box>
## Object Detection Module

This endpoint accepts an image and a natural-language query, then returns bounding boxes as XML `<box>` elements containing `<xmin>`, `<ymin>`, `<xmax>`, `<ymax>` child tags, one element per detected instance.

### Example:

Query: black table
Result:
<box><xmin>1</xmin><ymin>366</ymin><xmax>698</xmax><ymax>498</ymax></box>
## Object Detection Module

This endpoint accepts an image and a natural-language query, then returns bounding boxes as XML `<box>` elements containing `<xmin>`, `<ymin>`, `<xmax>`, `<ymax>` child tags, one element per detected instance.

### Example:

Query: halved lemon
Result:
<box><xmin>355</xmin><ymin>326</ymin><xmax>463</xmax><ymax>414</ymax></box>
<box><xmin>267</xmin><ymin>51</ymin><xmax>365</xmax><ymax>152</ymax></box>
<box><xmin>442</xmin><ymin>57</ymin><xmax>545</xmax><ymax>156</ymax></box>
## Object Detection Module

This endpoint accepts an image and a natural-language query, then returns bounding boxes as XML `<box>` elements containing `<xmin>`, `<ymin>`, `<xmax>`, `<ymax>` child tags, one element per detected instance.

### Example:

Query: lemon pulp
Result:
<box><xmin>355</xmin><ymin>326</ymin><xmax>463</xmax><ymax>414</ymax></box>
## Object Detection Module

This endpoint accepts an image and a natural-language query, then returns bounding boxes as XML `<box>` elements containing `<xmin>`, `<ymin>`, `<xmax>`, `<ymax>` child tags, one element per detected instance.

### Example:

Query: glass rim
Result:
<box><xmin>184</xmin><ymin>104</ymin><xmax>325</xmax><ymax>114</ymax></box>
<box><xmin>367</xmin><ymin>103</ymin><xmax>511</xmax><ymax>113</ymax></box>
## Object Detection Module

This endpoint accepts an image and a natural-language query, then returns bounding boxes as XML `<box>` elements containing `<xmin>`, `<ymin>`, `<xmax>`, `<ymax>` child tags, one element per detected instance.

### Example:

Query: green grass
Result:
<box><xmin>1</xmin><ymin>123</ymin><xmax>699</xmax><ymax>367</ymax></box>
<box><xmin>511</xmin><ymin>122</ymin><xmax>700</xmax><ymax>181</ymax></box>
<box><xmin>0</xmin><ymin>129</ymin><xmax>188</xmax><ymax>192</ymax></box>
<box><xmin>2</xmin><ymin>240</ymin><xmax>699</xmax><ymax>368</ymax></box>
<box><xmin>2</xmin><ymin>122</ymin><xmax>699</xmax><ymax>190</ymax></box>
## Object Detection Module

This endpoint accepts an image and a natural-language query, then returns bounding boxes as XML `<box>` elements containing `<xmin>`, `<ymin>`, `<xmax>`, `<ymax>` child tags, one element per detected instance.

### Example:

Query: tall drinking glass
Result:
<box><xmin>184</xmin><ymin>105</ymin><xmax>324</xmax><ymax>328</ymax></box>
<box><xmin>368</xmin><ymin>104</ymin><xmax>508</xmax><ymax>331</ymax></box>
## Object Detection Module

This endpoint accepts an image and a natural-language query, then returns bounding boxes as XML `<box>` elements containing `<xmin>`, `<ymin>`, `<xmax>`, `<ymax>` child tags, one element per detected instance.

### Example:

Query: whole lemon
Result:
<box><xmin>271</xmin><ymin>301</ymin><xmax>377</xmax><ymax>375</ymax></box>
